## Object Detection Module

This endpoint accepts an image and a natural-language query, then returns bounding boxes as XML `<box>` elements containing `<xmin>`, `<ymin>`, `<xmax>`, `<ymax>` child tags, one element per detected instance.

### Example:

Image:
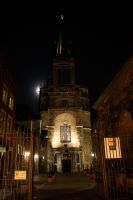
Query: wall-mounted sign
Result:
<box><xmin>104</xmin><ymin>137</ymin><xmax>122</xmax><ymax>159</ymax></box>
<box><xmin>14</xmin><ymin>170</ymin><xmax>26</xmax><ymax>180</ymax></box>
<box><xmin>0</xmin><ymin>146</ymin><xmax>6</xmax><ymax>153</ymax></box>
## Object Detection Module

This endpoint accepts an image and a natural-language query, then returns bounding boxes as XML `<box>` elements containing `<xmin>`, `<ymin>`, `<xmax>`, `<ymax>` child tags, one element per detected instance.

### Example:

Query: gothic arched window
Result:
<box><xmin>60</xmin><ymin>123</ymin><xmax>71</xmax><ymax>143</ymax></box>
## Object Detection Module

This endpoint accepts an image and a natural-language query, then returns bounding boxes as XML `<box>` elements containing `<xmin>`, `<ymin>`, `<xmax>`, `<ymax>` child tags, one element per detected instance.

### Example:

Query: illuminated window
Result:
<box><xmin>108</xmin><ymin>138</ymin><xmax>116</xmax><ymax>150</ymax></box>
<box><xmin>2</xmin><ymin>85</ymin><xmax>8</xmax><ymax>104</ymax></box>
<box><xmin>9</xmin><ymin>96</ymin><xmax>14</xmax><ymax>110</ymax></box>
<box><xmin>60</xmin><ymin>123</ymin><xmax>71</xmax><ymax>143</ymax></box>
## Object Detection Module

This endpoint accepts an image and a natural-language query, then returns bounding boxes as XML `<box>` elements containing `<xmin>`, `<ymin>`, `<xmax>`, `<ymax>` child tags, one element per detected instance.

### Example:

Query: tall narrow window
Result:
<box><xmin>57</xmin><ymin>69</ymin><xmax>71</xmax><ymax>85</ymax></box>
<box><xmin>60</xmin><ymin>123</ymin><xmax>71</xmax><ymax>143</ymax></box>
<box><xmin>76</xmin><ymin>153</ymin><xmax>80</xmax><ymax>163</ymax></box>
<box><xmin>62</xmin><ymin>100</ymin><xmax>67</xmax><ymax>107</ymax></box>
<box><xmin>2</xmin><ymin>85</ymin><xmax>8</xmax><ymax>104</ymax></box>
<box><xmin>7</xmin><ymin>116</ymin><xmax>12</xmax><ymax>135</ymax></box>
<box><xmin>0</xmin><ymin>110</ymin><xmax>6</xmax><ymax>134</ymax></box>
<box><xmin>9</xmin><ymin>95</ymin><xmax>14</xmax><ymax>110</ymax></box>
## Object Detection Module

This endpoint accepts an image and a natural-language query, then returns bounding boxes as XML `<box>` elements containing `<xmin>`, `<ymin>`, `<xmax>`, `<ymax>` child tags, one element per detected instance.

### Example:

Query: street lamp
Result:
<box><xmin>91</xmin><ymin>153</ymin><xmax>95</xmax><ymax>157</ymax></box>
<box><xmin>34</xmin><ymin>154</ymin><xmax>39</xmax><ymax>173</ymax></box>
<box><xmin>24</xmin><ymin>151</ymin><xmax>30</xmax><ymax>158</ymax></box>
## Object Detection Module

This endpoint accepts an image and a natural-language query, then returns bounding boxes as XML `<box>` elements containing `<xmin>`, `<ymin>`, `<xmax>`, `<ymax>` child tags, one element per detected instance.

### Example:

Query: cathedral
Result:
<box><xmin>39</xmin><ymin>14</ymin><xmax>92</xmax><ymax>173</ymax></box>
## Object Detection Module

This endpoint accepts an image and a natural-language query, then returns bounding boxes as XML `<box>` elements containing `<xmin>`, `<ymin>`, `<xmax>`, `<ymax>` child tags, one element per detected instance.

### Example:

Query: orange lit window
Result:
<box><xmin>9</xmin><ymin>96</ymin><xmax>14</xmax><ymax>110</ymax></box>
<box><xmin>2</xmin><ymin>85</ymin><xmax>8</xmax><ymax>104</ymax></box>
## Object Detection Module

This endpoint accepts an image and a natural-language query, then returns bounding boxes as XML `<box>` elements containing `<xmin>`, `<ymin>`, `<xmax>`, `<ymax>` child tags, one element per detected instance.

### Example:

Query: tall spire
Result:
<box><xmin>56</xmin><ymin>13</ymin><xmax>71</xmax><ymax>56</ymax></box>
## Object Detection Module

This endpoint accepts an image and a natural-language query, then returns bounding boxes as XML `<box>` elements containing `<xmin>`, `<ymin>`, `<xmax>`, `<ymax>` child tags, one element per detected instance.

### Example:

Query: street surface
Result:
<box><xmin>33</xmin><ymin>173</ymin><xmax>100</xmax><ymax>200</ymax></box>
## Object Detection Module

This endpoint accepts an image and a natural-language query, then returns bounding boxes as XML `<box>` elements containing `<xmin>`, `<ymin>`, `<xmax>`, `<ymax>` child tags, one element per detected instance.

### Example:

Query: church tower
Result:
<box><xmin>39</xmin><ymin>14</ymin><xmax>92</xmax><ymax>173</ymax></box>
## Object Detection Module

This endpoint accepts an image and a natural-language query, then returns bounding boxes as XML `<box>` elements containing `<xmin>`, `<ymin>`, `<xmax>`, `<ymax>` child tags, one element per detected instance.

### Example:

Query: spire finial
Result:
<box><xmin>56</xmin><ymin>10</ymin><xmax>71</xmax><ymax>56</ymax></box>
<box><xmin>61</xmin><ymin>14</ymin><xmax>64</xmax><ymax>21</ymax></box>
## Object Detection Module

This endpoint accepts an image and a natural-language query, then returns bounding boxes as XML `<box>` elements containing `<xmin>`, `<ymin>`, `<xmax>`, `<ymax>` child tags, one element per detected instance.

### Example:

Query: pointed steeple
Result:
<box><xmin>53</xmin><ymin>12</ymin><xmax>75</xmax><ymax>86</ymax></box>
<box><xmin>56</xmin><ymin>13</ymin><xmax>71</xmax><ymax>56</ymax></box>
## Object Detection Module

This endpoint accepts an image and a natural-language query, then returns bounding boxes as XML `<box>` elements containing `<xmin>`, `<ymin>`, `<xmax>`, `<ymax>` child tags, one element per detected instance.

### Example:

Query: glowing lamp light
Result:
<box><xmin>34</xmin><ymin>154</ymin><xmax>39</xmax><ymax>159</ymax></box>
<box><xmin>91</xmin><ymin>153</ymin><xmax>95</xmax><ymax>157</ymax></box>
<box><xmin>24</xmin><ymin>151</ymin><xmax>30</xmax><ymax>158</ymax></box>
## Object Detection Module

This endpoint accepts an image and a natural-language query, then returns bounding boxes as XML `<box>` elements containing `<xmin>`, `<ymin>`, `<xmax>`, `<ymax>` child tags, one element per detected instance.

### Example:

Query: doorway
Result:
<box><xmin>62</xmin><ymin>159</ymin><xmax>71</xmax><ymax>173</ymax></box>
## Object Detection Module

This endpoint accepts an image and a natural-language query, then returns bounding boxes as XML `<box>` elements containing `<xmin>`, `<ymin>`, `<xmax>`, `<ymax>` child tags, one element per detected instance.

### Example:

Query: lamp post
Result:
<box><xmin>28</xmin><ymin>120</ymin><xmax>34</xmax><ymax>200</ymax></box>
<box><xmin>34</xmin><ymin>154</ymin><xmax>39</xmax><ymax>173</ymax></box>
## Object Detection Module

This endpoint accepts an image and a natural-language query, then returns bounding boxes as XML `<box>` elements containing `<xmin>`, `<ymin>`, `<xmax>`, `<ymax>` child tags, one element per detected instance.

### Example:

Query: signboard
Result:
<box><xmin>14</xmin><ymin>170</ymin><xmax>26</xmax><ymax>180</ymax></box>
<box><xmin>0</xmin><ymin>146</ymin><xmax>6</xmax><ymax>153</ymax></box>
<box><xmin>104</xmin><ymin>137</ymin><xmax>122</xmax><ymax>159</ymax></box>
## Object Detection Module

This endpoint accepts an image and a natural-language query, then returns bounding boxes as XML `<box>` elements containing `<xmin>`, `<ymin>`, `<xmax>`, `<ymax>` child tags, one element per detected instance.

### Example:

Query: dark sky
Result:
<box><xmin>0</xmin><ymin>3</ymin><xmax>133</xmax><ymax>115</ymax></box>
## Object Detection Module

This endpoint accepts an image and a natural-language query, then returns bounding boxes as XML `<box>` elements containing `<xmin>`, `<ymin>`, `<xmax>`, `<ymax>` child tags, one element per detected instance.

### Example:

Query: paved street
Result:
<box><xmin>33</xmin><ymin>173</ymin><xmax>101</xmax><ymax>200</ymax></box>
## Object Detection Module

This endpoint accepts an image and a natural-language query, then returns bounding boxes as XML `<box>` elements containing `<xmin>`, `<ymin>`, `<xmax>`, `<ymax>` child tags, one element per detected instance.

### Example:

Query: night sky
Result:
<box><xmin>0</xmin><ymin>3</ymin><xmax>133</xmax><ymax>115</ymax></box>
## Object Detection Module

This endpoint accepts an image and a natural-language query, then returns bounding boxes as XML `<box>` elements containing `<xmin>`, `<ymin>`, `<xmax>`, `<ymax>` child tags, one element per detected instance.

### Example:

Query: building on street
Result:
<box><xmin>92</xmin><ymin>54</ymin><xmax>133</xmax><ymax>199</ymax></box>
<box><xmin>39</xmin><ymin>14</ymin><xmax>92</xmax><ymax>173</ymax></box>
<box><xmin>0</xmin><ymin>57</ymin><xmax>16</xmax><ymax>181</ymax></box>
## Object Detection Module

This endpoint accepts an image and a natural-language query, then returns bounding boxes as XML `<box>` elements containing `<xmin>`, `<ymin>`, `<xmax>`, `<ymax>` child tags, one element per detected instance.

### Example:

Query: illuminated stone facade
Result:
<box><xmin>40</xmin><ymin>103</ymin><xmax>92</xmax><ymax>173</ymax></box>
<box><xmin>39</xmin><ymin>15</ymin><xmax>92</xmax><ymax>172</ymax></box>
<box><xmin>39</xmin><ymin>59</ymin><xmax>92</xmax><ymax>172</ymax></box>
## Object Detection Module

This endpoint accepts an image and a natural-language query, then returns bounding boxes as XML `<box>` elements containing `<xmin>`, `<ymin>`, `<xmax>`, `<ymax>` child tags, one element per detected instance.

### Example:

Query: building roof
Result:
<box><xmin>93</xmin><ymin>55</ymin><xmax>133</xmax><ymax>109</ymax></box>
